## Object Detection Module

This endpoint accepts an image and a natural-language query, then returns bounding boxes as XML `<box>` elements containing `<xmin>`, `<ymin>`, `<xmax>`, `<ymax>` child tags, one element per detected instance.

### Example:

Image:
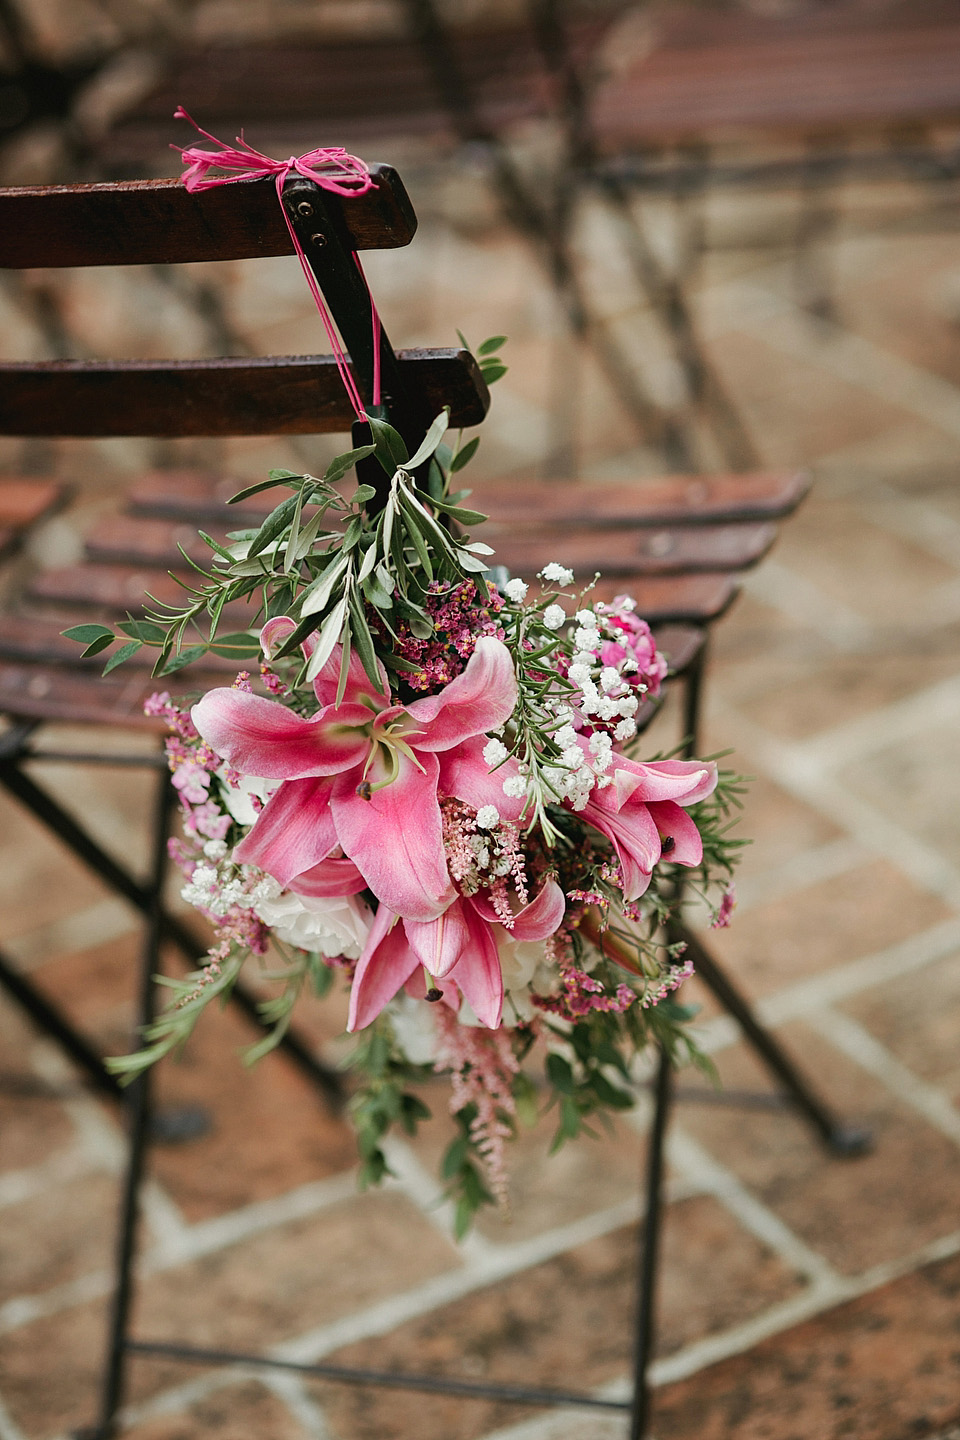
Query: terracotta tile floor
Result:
<box><xmin>3</xmin><ymin>163</ymin><xmax>960</xmax><ymax>1440</ymax></box>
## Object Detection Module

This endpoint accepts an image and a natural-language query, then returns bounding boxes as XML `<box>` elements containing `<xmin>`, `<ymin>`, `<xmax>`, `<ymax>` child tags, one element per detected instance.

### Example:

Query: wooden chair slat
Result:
<box><xmin>0</xmin><ymin>613</ymin><xmax>238</xmax><ymax>671</ymax></box>
<box><xmin>0</xmin><ymin>350</ymin><xmax>489</xmax><ymax>438</ymax></box>
<box><xmin>127</xmin><ymin>471</ymin><xmax>283</xmax><ymax>523</ymax></box>
<box><xmin>652</xmin><ymin>624</ymin><xmax>705</xmax><ymax>677</ymax></box>
<box><xmin>0</xmin><ymin>165</ymin><xmax>416</xmax><ymax>270</ymax></box>
<box><xmin>27</xmin><ymin>564</ymin><xmax>193</xmax><ymax>614</ymax></box>
<box><xmin>0</xmin><ymin>661</ymin><xmax>173</xmax><ymax>727</ymax></box>
<box><xmin>68</xmin><ymin>508</ymin><xmax>773</xmax><ymax>580</ymax></box>
<box><xmin>594</xmin><ymin>18</ymin><xmax>960</xmax><ymax>145</ymax></box>
<box><xmin>486</xmin><ymin>521</ymin><xmax>777</xmax><ymax>576</ymax></box>
<box><xmin>580</xmin><ymin>572</ymin><xmax>738</xmax><ymax>623</ymax></box>
<box><xmin>469</xmin><ymin>472</ymin><xmax>811</xmax><ymax>527</ymax></box>
<box><xmin>0</xmin><ymin>479</ymin><xmax>66</xmax><ymax>531</ymax></box>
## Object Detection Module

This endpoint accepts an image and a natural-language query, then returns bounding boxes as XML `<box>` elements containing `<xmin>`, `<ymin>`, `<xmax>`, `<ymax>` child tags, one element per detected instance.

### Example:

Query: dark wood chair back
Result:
<box><xmin>0</xmin><ymin>164</ymin><xmax>488</xmax><ymax>726</ymax></box>
<box><xmin>0</xmin><ymin>170</ymin><xmax>489</xmax><ymax>447</ymax></box>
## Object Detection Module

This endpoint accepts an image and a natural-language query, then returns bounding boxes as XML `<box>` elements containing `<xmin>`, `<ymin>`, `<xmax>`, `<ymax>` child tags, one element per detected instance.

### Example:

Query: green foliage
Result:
<box><xmin>345</xmin><ymin>1023</ymin><xmax>434</xmax><ymax>1191</ymax></box>
<box><xmin>62</xmin><ymin>405</ymin><xmax>492</xmax><ymax>683</ymax></box>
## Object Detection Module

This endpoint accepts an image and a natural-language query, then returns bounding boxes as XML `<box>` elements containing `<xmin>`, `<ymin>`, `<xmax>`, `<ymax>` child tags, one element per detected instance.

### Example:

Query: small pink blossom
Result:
<box><xmin>711</xmin><ymin>883</ymin><xmax>737</xmax><ymax>929</ymax></box>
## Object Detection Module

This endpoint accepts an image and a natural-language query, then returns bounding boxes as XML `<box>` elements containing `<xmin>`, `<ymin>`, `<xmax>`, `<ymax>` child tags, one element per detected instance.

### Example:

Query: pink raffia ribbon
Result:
<box><xmin>173</xmin><ymin>106</ymin><xmax>381</xmax><ymax>421</ymax></box>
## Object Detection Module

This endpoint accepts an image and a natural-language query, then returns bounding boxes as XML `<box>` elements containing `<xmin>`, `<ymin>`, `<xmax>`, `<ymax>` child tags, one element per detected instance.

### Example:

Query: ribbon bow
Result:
<box><xmin>174</xmin><ymin>106</ymin><xmax>381</xmax><ymax>420</ymax></box>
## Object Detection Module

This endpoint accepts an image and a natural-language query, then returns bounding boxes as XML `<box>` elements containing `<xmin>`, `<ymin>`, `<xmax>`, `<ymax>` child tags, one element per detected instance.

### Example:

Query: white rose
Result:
<box><xmin>388</xmin><ymin>994</ymin><xmax>438</xmax><ymax>1064</ymax></box>
<box><xmin>498</xmin><ymin>937</ymin><xmax>547</xmax><ymax>992</ymax></box>
<box><xmin>254</xmin><ymin>889</ymin><xmax>373</xmax><ymax>959</ymax></box>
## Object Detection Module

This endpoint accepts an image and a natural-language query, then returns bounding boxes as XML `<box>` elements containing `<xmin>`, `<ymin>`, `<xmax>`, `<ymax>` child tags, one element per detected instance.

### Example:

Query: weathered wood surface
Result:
<box><xmin>468</xmin><ymin>522</ymin><xmax>777</xmax><ymax>577</ymax></box>
<box><xmin>468</xmin><ymin>471</ymin><xmax>811</xmax><ymax>526</ymax></box>
<box><xmin>0</xmin><ymin>165</ymin><xmax>416</xmax><ymax>269</ymax></box>
<box><xmin>0</xmin><ymin>349</ymin><xmax>489</xmax><ymax>437</ymax></box>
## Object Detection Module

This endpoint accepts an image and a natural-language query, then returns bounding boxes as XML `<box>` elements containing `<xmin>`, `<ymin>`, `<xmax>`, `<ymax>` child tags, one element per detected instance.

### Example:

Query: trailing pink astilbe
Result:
<box><xmin>432</xmin><ymin>1002</ymin><xmax>520</xmax><ymax>1207</ymax></box>
<box><xmin>533</xmin><ymin>962</ymin><xmax>636</xmax><ymax>1020</ymax></box>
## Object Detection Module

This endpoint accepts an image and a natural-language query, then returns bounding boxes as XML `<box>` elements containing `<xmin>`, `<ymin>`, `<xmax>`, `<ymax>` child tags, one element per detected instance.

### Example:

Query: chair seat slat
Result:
<box><xmin>486</xmin><ymin>521</ymin><xmax>777</xmax><ymax>576</ymax></box>
<box><xmin>468</xmin><ymin>472</ymin><xmax>811</xmax><ymax>527</ymax></box>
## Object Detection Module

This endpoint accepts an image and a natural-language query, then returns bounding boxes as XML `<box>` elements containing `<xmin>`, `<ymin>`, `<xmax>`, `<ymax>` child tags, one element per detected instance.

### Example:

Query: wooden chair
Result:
<box><xmin>0</xmin><ymin>164</ymin><xmax>862</xmax><ymax>1440</ymax></box>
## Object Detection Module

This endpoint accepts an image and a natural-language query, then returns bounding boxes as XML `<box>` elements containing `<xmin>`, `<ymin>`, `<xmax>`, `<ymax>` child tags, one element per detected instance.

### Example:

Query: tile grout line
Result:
<box><xmin>732</xmin><ymin>835</ymin><xmax>869</xmax><ymax>916</ymax></box>
<box><xmin>692</xmin><ymin>914</ymin><xmax>960</xmax><ymax>1057</ymax></box>
<box><xmin>703</xmin><ymin>277</ymin><xmax>960</xmax><ymax>441</ymax></box>
<box><xmin>474</xmin><ymin>1225</ymin><xmax>960</xmax><ymax>1440</ymax></box>
<box><xmin>664</xmin><ymin>1127</ymin><xmax>841</xmax><ymax>1287</ymax></box>
<box><xmin>711</xmin><ymin>696</ymin><xmax>960</xmax><ymax>912</ymax></box>
<box><xmin>807</xmin><ymin>1006</ymin><xmax>960</xmax><ymax>1149</ymax></box>
<box><xmin>263</xmin><ymin>1371</ymin><xmax>337</xmax><ymax>1438</ymax></box>
<box><xmin>737</xmin><ymin>558</ymin><xmax>874</xmax><ymax>651</ymax></box>
<box><xmin>786</xmin><ymin>671</ymin><xmax>960</xmax><ymax>772</ymax></box>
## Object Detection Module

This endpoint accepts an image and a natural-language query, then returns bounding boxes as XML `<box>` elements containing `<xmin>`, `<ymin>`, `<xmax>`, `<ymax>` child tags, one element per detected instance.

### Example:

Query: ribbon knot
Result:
<box><xmin>174</xmin><ymin>106</ymin><xmax>381</xmax><ymax>419</ymax></box>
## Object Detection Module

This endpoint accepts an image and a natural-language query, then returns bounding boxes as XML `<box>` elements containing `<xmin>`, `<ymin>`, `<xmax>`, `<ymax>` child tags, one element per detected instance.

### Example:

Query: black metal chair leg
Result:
<box><xmin>630</xmin><ymin>1042</ymin><xmax>673</xmax><ymax>1440</ymax></box>
<box><xmin>0</xmin><ymin>947</ymin><xmax>124</xmax><ymax>1098</ymax></box>
<box><xmin>680</xmin><ymin>925</ymin><xmax>872</xmax><ymax>1157</ymax></box>
<box><xmin>76</xmin><ymin>767</ymin><xmax>172</xmax><ymax>1440</ymax></box>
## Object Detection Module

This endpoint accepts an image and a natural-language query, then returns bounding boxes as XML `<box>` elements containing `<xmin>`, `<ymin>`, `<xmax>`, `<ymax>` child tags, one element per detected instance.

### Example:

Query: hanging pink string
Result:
<box><xmin>173</xmin><ymin>106</ymin><xmax>382</xmax><ymax>421</ymax></box>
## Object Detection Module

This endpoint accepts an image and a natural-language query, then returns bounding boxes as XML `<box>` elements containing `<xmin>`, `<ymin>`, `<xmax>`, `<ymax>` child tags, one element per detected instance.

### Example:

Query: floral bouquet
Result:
<box><xmin>71</xmin><ymin>402</ymin><xmax>743</xmax><ymax>1232</ymax></box>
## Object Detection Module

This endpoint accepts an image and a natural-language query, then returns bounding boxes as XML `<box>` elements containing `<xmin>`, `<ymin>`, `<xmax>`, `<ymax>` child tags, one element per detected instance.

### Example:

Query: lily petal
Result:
<box><xmin>404</xmin><ymin>638</ymin><xmax>517</xmax><ymax>753</ymax></box>
<box><xmin>446</xmin><ymin>907</ymin><xmax>504</xmax><ymax>1027</ymax></box>
<box><xmin>331</xmin><ymin>750</ymin><xmax>454</xmax><ymax>922</ymax></box>
<box><xmin>288</xmin><ymin>854</ymin><xmax>368</xmax><ymax>898</ymax></box>
<box><xmin>312</xmin><ymin>641</ymin><xmax>388</xmax><ymax>710</ymax></box>
<box><xmin>438</xmin><ymin>736</ymin><xmax>526</xmax><ymax>823</ymax></box>
<box><xmin>404</xmin><ymin>899</ymin><xmax>471</xmax><ymax>979</ymax></box>
<box><xmin>193</xmin><ymin>688</ymin><xmax>370</xmax><ymax>778</ymax></box>
<box><xmin>347</xmin><ymin>907</ymin><xmax>419</xmax><ymax>1031</ymax></box>
<box><xmin>646</xmin><ymin>800</ymin><xmax>704</xmax><ymax>866</ymax></box>
<box><xmin>581</xmin><ymin>785</ymin><xmax>661</xmax><ymax>901</ymax></box>
<box><xmin>469</xmin><ymin>876</ymin><xmax>565</xmax><ymax>941</ymax></box>
<box><xmin>233</xmin><ymin>775</ymin><xmax>337</xmax><ymax>885</ymax></box>
<box><xmin>260</xmin><ymin>615</ymin><xmax>316</xmax><ymax>661</ymax></box>
<box><xmin>611</xmin><ymin>756</ymin><xmax>717</xmax><ymax>807</ymax></box>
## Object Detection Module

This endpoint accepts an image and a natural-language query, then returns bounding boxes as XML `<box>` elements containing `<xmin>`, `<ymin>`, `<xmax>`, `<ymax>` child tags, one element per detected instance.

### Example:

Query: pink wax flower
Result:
<box><xmin>170</xmin><ymin>759</ymin><xmax>213</xmax><ymax>805</ymax></box>
<box><xmin>191</xmin><ymin>635</ymin><xmax>519</xmax><ymax>923</ymax></box>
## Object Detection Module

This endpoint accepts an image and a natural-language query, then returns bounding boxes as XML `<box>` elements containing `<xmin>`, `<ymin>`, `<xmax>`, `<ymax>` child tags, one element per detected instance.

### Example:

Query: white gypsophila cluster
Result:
<box><xmin>450</xmin><ymin>806</ymin><xmax>519</xmax><ymax>897</ymax></box>
<box><xmin>181</xmin><ymin>857</ymin><xmax>276</xmax><ymax>918</ymax></box>
<box><xmin>482</xmin><ymin>736</ymin><xmax>509</xmax><ymax>769</ymax></box>
<box><xmin>564</xmin><ymin>605</ymin><xmax>643</xmax><ymax>742</ymax></box>
<box><xmin>541</xmin><ymin>713</ymin><xmax>616</xmax><ymax>810</ymax></box>
<box><xmin>253</xmin><ymin>882</ymin><xmax>373</xmax><ymax>959</ymax></box>
<box><xmin>504</xmin><ymin>577</ymin><xmax>528</xmax><ymax>602</ymax></box>
<box><xmin>538</xmin><ymin>562</ymin><xmax>574</xmax><ymax>587</ymax></box>
<box><xmin>543</xmin><ymin>603</ymin><xmax>566</xmax><ymax>630</ymax></box>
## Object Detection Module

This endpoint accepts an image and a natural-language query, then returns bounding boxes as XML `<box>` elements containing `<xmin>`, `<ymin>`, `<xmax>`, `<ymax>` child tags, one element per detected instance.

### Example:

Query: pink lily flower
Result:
<box><xmin>577</xmin><ymin>751</ymin><xmax>717</xmax><ymax>900</ymax></box>
<box><xmin>347</xmin><ymin>875</ymin><xmax>566</xmax><ymax>1031</ymax></box>
<box><xmin>192</xmin><ymin>636</ymin><xmax>518</xmax><ymax>922</ymax></box>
